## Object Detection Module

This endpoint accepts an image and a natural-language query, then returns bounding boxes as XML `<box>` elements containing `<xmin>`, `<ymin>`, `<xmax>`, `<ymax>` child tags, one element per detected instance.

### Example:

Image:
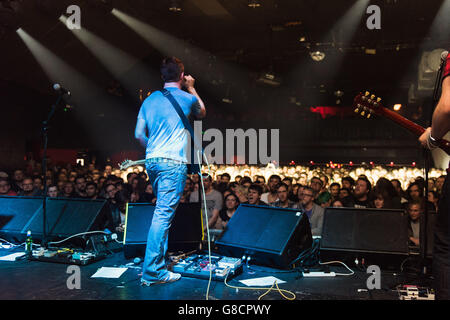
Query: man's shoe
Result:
<box><xmin>140</xmin><ymin>272</ymin><xmax>181</xmax><ymax>286</ymax></box>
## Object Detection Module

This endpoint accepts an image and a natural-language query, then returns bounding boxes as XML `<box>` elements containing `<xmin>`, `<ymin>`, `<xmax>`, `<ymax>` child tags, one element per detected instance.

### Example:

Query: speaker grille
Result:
<box><xmin>321</xmin><ymin>207</ymin><xmax>409</xmax><ymax>255</ymax></box>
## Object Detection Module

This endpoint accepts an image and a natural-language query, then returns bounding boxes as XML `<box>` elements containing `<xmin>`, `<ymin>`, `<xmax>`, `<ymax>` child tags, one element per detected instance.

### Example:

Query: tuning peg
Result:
<box><xmin>377</xmin><ymin>97</ymin><xmax>381</xmax><ymax>102</ymax></box>
<box><xmin>365</xmin><ymin>91</ymin><xmax>370</xmax><ymax>96</ymax></box>
<box><xmin>361</xmin><ymin>109</ymin><xmax>366</xmax><ymax>116</ymax></box>
<box><xmin>366</xmin><ymin>113</ymin><xmax>371</xmax><ymax>119</ymax></box>
<box><xmin>370</xmin><ymin>94</ymin><xmax>375</xmax><ymax>100</ymax></box>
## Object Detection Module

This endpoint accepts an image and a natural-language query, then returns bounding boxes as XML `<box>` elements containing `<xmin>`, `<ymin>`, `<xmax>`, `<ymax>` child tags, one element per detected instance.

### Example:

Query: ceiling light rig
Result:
<box><xmin>310</xmin><ymin>50</ymin><xmax>325</xmax><ymax>62</ymax></box>
<box><xmin>248</xmin><ymin>0</ymin><xmax>261</xmax><ymax>9</ymax></box>
<box><xmin>169</xmin><ymin>0</ymin><xmax>182</xmax><ymax>12</ymax></box>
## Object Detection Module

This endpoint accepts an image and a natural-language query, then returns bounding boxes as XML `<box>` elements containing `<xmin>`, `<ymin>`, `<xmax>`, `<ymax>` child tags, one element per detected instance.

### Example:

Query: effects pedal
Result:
<box><xmin>31</xmin><ymin>248</ymin><xmax>106</xmax><ymax>265</ymax></box>
<box><xmin>397</xmin><ymin>285</ymin><xmax>435</xmax><ymax>300</ymax></box>
<box><xmin>172</xmin><ymin>254</ymin><xmax>243</xmax><ymax>281</ymax></box>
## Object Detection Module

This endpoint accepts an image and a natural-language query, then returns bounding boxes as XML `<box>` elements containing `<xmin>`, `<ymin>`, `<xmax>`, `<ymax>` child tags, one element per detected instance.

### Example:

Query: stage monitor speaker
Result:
<box><xmin>215</xmin><ymin>204</ymin><xmax>312</xmax><ymax>269</ymax></box>
<box><xmin>0</xmin><ymin>196</ymin><xmax>110</xmax><ymax>244</ymax></box>
<box><xmin>123</xmin><ymin>202</ymin><xmax>202</xmax><ymax>259</ymax></box>
<box><xmin>320</xmin><ymin>207</ymin><xmax>409</xmax><ymax>256</ymax></box>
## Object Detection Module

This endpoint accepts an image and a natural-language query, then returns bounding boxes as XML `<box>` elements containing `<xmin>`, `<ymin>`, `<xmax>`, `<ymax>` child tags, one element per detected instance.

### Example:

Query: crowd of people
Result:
<box><xmin>0</xmin><ymin>161</ymin><xmax>447</xmax><ymax>247</ymax></box>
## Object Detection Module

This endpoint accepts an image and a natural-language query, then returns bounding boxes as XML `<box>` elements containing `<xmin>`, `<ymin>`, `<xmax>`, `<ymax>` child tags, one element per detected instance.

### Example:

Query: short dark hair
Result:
<box><xmin>276</xmin><ymin>182</ymin><xmax>289</xmax><ymax>191</ymax></box>
<box><xmin>342</xmin><ymin>176</ymin><xmax>355</xmax><ymax>186</ymax></box>
<box><xmin>240</xmin><ymin>176</ymin><xmax>252</xmax><ymax>185</ymax></box>
<box><xmin>75</xmin><ymin>175</ymin><xmax>86</xmax><ymax>183</ymax></box>
<box><xmin>330</xmin><ymin>182</ymin><xmax>340</xmax><ymax>189</ymax></box>
<box><xmin>268</xmin><ymin>175</ymin><xmax>281</xmax><ymax>182</ymax></box>
<box><xmin>221</xmin><ymin>173</ymin><xmax>231</xmax><ymax>179</ymax></box>
<box><xmin>357</xmin><ymin>177</ymin><xmax>372</xmax><ymax>193</ymax></box>
<box><xmin>310</xmin><ymin>176</ymin><xmax>323</xmax><ymax>186</ymax></box>
<box><xmin>161</xmin><ymin>56</ymin><xmax>184</xmax><ymax>82</ymax></box>
<box><xmin>86</xmin><ymin>182</ymin><xmax>97</xmax><ymax>189</ymax></box>
<box><xmin>303</xmin><ymin>186</ymin><xmax>317</xmax><ymax>197</ymax></box>
<box><xmin>248</xmin><ymin>183</ymin><xmax>263</xmax><ymax>195</ymax></box>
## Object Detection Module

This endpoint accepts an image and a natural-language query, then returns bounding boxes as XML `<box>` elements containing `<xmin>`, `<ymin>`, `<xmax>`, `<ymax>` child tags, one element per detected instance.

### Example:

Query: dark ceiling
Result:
<box><xmin>1</xmin><ymin>0</ymin><xmax>449</xmax><ymax>98</ymax></box>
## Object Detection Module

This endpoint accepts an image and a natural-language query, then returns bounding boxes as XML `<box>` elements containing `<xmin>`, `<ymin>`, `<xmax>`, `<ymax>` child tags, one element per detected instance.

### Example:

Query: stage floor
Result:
<box><xmin>0</xmin><ymin>248</ymin><xmax>431</xmax><ymax>301</ymax></box>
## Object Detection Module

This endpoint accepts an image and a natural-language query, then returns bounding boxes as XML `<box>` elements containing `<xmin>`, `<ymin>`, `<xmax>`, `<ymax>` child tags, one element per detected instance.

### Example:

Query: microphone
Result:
<box><xmin>53</xmin><ymin>83</ymin><xmax>71</xmax><ymax>96</ymax></box>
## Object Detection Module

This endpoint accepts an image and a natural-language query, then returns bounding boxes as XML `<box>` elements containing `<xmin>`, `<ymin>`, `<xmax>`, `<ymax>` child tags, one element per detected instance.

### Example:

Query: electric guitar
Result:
<box><xmin>353</xmin><ymin>91</ymin><xmax>450</xmax><ymax>155</ymax></box>
<box><xmin>118</xmin><ymin>159</ymin><xmax>146</xmax><ymax>171</ymax></box>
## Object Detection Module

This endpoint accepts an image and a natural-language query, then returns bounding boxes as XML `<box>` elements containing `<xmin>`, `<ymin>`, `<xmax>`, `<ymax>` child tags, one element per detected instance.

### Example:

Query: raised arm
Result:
<box><xmin>183</xmin><ymin>75</ymin><xmax>206</xmax><ymax>119</ymax></box>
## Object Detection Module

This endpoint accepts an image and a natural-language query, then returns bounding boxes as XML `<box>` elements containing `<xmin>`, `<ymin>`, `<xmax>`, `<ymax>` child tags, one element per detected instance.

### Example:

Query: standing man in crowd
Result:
<box><xmin>135</xmin><ymin>56</ymin><xmax>206</xmax><ymax>285</ymax></box>
<box><xmin>419</xmin><ymin>50</ymin><xmax>450</xmax><ymax>300</ymax></box>
<box><xmin>298</xmin><ymin>186</ymin><xmax>324</xmax><ymax>237</ymax></box>
<box><xmin>353</xmin><ymin>177</ymin><xmax>371</xmax><ymax>208</ymax></box>
<box><xmin>189</xmin><ymin>174</ymin><xmax>223</xmax><ymax>230</ymax></box>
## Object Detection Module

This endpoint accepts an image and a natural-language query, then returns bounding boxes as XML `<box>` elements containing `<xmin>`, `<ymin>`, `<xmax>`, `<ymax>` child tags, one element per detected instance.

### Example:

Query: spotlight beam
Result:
<box><xmin>16</xmin><ymin>27</ymin><xmax>128</xmax><ymax>149</ymax></box>
<box><xmin>59</xmin><ymin>15</ymin><xmax>145</xmax><ymax>98</ymax></box>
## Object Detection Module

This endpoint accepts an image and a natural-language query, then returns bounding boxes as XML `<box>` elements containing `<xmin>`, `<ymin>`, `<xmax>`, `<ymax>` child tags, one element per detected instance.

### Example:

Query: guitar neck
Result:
<box><xmin>378</xmin><ymin>106</ymin><xmax>450</xmax><ymax>155</ymax></box>
<box><xmin>377</xmin><ymin>107</ymin><xmax>425</xmax><ymax>137</ymax></box>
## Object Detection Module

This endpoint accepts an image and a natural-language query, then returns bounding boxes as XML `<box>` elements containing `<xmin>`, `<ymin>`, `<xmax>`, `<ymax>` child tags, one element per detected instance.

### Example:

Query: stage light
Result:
<box><xmin>298</xmin><ymin>36</ymin><xmax>306</xmax><ymax>42</ymax></box>
<box><xmin>169</xmin><ymin>0</ymin><xmax>182</xmax><ymax>12</ymax></box>
<box><xmin>59</xmin><ymin>14</ymin><xmax>142</xmax><ymax>97</ymax></box>
<box><xmin>248</xmin><ymin>0</ymin><xmax>261</xmax><ymax>8</ymax></box>
<box><xmin>310</xmin><ymin>50</ymin><xmax>325</xmax><ymax>62</ymax></box>
<box><xmin>364</xmin><ymin>48</ymin><xmax>376</xmax><ymax>55</ymax></box>
<box><xmin>393</xmin><ymin>104</ymin><xmax>402</xmax><ymax>111</ymax></box>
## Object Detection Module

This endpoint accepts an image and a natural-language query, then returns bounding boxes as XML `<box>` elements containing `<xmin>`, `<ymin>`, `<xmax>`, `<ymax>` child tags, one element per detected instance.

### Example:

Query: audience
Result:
<box><xmin>1</xmin><ymin>160</ymin><xmax>446</xmax><ymax>247</ymax></box>
<box><xmin>270</xmin><ymin>183</ymin><xmax>298</xmax><ymax>208</ymax></box>
<box><xmin>353</xmin><ymin>177</ymin><xmax>371</xmax><ymax>208</ymax></box>
<box><xmin>218</xmin><ymin>193</ymin><xmax>240</xmax><ymax>229</ymax></box>
<box><xmin>407</xmin><ymin>200</ymin><xmax>422</xmax><ymax>247</ymax></box>
<box><xmin>298</xmin><ymin>186</ymin><xmax>324</xmax><ymax>237</ymax></box>
<box><xmin>246</xmin><ymin>183</ymin><xmax>267</xmax><ymax>206</ymax></box>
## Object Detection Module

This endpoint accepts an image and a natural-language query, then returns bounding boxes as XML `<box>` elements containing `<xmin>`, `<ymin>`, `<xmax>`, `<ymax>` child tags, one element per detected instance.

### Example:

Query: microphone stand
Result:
<box><xmin>419</xmin><ymin>54</ymin><xmax>446</xmax><ymax>275</ymax></box>
<box><xmin>40</xmin><ymin>93</ymin><xmax>64</xmax><ymax>249</ymax></box>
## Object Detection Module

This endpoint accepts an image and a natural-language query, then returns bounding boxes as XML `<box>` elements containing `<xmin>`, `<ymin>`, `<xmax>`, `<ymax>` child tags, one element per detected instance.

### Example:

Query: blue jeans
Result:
<box><xmin>141</xmin><ymin>160</ymin><xmax>187</xmax><ymax>282</ymax></box>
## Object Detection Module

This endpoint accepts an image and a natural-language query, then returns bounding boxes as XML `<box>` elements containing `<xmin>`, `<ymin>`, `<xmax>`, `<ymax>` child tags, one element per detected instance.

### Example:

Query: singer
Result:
<box><xmin>419</xmin><ymin>50</ymin><xmax>450</xmax><ymax>300</ymax></box>
<box><xmin>135</xmin><ymin>57</ymin><xmax>206</xmax><ymax>285</ymax></box>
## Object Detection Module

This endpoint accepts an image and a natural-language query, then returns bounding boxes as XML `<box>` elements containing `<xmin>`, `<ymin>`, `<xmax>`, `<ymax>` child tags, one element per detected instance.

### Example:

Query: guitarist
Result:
<box><xmin>419</xmin><ymin>51</ymin><xmax>450</xmax><ymax>299</ymax></box>
<box><xmin>135</xmin><ymin>57</ymin><xmax>206</xmax><ymax>285</ymax></box>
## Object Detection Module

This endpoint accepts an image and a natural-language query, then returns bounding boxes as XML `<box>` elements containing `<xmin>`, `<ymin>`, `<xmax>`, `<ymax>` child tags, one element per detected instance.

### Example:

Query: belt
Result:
<box><xmin>146</xmin><ymin>157</ymin><xmax>185</xmax><ymax>165</ymax></box>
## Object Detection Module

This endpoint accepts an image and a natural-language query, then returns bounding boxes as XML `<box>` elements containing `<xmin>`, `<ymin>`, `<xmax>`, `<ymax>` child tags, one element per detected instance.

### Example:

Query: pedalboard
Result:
<box><xmin>172</xmin><ymin>254</ymin><xmax>243</xmax><ymax>281</ymax></box>
<box><xmin>397</xmin><ymin>285</ymin><xmax>435</xmax><ymax>300</ymax></box>
<box><xmin>30</xmin><ymin>248</ymin><xmax>106</xmax><ymax>265</ymax></box>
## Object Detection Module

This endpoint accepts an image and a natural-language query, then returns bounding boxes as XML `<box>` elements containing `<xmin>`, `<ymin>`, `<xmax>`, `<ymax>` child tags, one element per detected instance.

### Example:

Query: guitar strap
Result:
<box><xmin>160</xmin><ymin>88</ymin><xmax>203</xmax><ymax>174</ymax></box>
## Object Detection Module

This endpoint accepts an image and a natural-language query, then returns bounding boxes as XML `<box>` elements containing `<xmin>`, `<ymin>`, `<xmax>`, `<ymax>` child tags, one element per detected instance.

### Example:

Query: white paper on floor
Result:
<box><xmin>239</xmin><ymin>276</ymin><xmax>286</xmax><ymax>287</ymax></box>
<box><xmin>0</xmin><ymin>252</ymin><xmax>26</xmax><ymax>261</ymax></box>
<box><xmin>91</xmin><ymin>267</ymin><xmax>128</xmax><ymax>279</ymax></box>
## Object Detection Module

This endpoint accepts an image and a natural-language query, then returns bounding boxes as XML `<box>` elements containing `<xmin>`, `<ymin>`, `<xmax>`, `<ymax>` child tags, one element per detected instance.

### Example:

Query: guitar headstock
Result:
<box><xmin>353</xmin><ymin>91</ymin><xmax>384</xmax><ymax>119</ymax></box>
<box><xmin>119</xmin><ymin>159</ymin><xmax>133</xmax><ymax>170</ymax></box>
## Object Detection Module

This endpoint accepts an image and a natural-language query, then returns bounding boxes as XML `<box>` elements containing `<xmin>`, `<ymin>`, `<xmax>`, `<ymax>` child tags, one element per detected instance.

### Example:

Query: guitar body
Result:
<box><xmin>119</xmin><ymin>159</ymin><xmax>201</xmax><ymax>174</ymax></box>
<box><xmin>353</xmin><ymin>92</ymin><xmax>450</xmax><ymax>155</ymax></box>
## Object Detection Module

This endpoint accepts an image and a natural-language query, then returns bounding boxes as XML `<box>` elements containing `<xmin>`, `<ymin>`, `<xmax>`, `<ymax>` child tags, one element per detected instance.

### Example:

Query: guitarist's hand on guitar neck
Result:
<box><xmin>353</xmin><ymin>91</ymin><xmax>450</xmax><ymax>155</ymax></box>
<box><xmin>419</xmin><ymin>127</ymin><xmax>439</xmax><ymax>150</ymax></box>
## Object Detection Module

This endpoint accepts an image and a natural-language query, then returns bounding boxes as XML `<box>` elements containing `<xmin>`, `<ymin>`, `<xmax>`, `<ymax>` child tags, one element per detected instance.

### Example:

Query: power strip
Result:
<box><xmin>302</xmin><ymin>271</ymin><xmax>336</xmax><ymax>277</ymax></box>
